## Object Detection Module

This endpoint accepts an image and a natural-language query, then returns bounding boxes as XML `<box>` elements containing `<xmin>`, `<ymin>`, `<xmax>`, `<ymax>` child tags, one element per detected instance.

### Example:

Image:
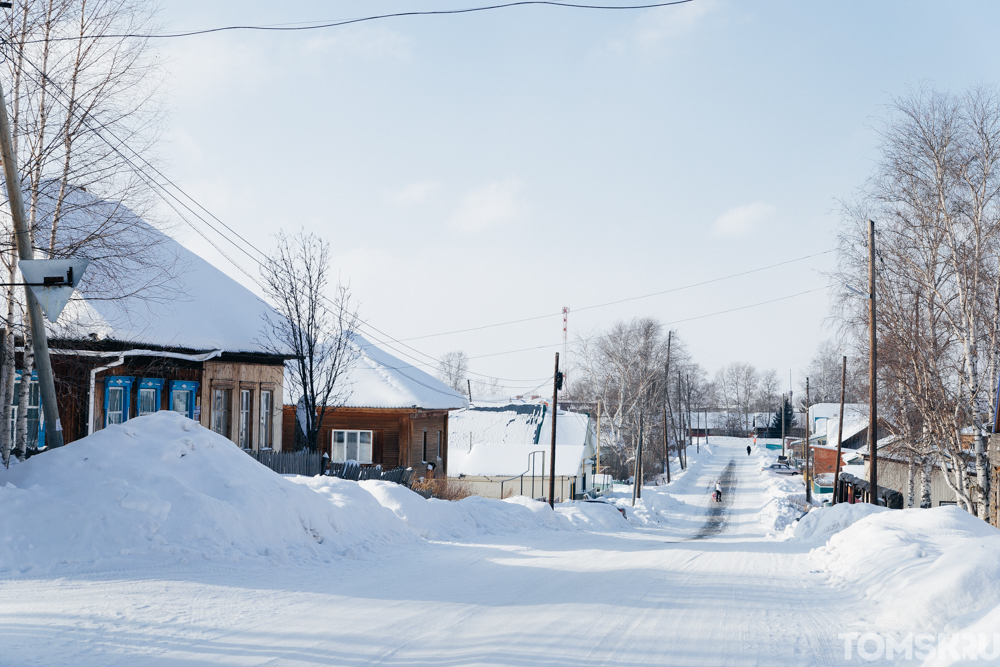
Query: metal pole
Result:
<box><xmin>833</xmin><ymin>356</ymin><xmax>847</xmax><ymax>504</ymax></box>
<box><xmin>869</xmin><ymin>219</ymin><xmax>879</xmax><ymax>504</ymax></box>
<box><xmin>549</xmin><ymin>352</ymin><xmax>559</xmax><ymax>508</ymax></box>
<box><xmin>805</xmin><ymin>377</ymin><xmax>811</xmax><ymax>504</ymax></box>
<box><xmin>0</xmin><ymin>77</ymin><xmax>64</xmax><ymax>449</ymax></box>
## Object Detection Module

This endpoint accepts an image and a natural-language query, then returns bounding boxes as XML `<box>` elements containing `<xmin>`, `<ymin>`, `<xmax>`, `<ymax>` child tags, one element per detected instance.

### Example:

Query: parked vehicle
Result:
<box><xmin>763</xmin><ymin>462</ymin><xmax>801</xmax><ymax>476</ymax></box>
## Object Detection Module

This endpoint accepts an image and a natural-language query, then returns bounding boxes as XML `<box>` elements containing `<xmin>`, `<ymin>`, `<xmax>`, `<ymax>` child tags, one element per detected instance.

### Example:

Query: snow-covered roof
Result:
<box><xmin>825</xmin><ymin>416</ymin><xmax>868</xmax><ymax>445</ymax></box>
<box><xmin>447</xmin><ymin>399</ymin><xmax>594</xmax><ymax>477</ymax></box>
<box><xmin>448</xmin><ymin>398</ymin><xmax>593</xmax><ymax>447</ymax></box>
<box><xmin>341</xmin><ymin>335</ymin><xmax>468</xmax><ymax>410</ymax></box>
<box><xmin>42</xmin><ymin>187</ymin><xmax>279</xmax><ymax>354</ymax></box>
<box><xmin>449</xmin><ymin>442</ymin><xmax>586</xmax><ymax>477</ymax></box>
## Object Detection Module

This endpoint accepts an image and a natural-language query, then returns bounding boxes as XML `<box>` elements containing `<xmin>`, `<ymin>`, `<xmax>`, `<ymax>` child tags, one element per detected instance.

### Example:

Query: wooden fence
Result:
<box><xmin>246</xmin><ymin>449</ymin><xmax>324</xmax><ymax>476</ymax></box>
<box><xmin>836</xmin><ymin>472</ymin><xmax>904</xmax><ymax>508</ymax></box>
<box><xmin>245</xmin><ymin>450</ymin><xmax>414</xmax><ymax>486</ymax></box>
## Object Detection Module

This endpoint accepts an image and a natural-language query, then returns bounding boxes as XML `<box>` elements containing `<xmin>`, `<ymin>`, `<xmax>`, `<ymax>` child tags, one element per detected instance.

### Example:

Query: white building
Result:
<box><xmin>448</xmin><ymin>398</ymin><xmax>596</xmax><ymax>501</ymax></box>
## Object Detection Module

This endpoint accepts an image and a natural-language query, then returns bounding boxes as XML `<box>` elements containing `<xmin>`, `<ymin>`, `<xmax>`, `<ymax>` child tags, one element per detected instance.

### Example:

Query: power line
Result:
<box><xmin>0</xmin><ymin>40</ymin><xmax>546</xmax><ymax>387</ymax></box>
<box><xmin>461</xmin><ymin>285</ymin><xmax>830</xmax><ymax>361</ymax></box>
<box><xmin>23</xmin><ymin>1</ymin><xmax>696</xmax><ymax>43</ymax></box>
<box><xmin>400</xmin><ymin>249</ymin><xmax>837</xmax><ymax>341</ymax></box>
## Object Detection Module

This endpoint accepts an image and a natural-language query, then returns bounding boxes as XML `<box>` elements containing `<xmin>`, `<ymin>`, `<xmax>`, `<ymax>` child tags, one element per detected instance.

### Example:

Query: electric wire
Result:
<box><xmin>3</xmin><ymin>42</ymin><xmax>563</xmax><ymax>394</ymax></box>
<box><xmin>1</xmin><ymin>30</ymin><xmax>828</xmax><ymax>391</ymax></box>
<box><xmin>400</xmin><ymin>249</ymin><xmax>837</xmax><ymax>341</ymax></box>
<box><xmin>22</xmin><ymin>1</ymin><xmax>696</xmax><ymax>43</ymax></box>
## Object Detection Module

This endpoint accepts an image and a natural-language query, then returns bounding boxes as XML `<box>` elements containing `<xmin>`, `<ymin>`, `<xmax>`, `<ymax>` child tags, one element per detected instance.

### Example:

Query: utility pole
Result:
<box><xmin>662</xmin><ymin>402</ymin><xmax>670</xmax><ymax>484</ymax></box>
<box><xmin>0</xmin><ymin>75</ymin><xmax>64</xmax><ymax>449</ymax></box>
<box><xmin>632</xmin><ymin>403</ymin><xmax>643</xmax><ymax>506</ymax></box>
<box><xmin>780</xmin><ymin>393</ymin><xmax>786</xmax><ymax>457</ymax></box>
<box><xmin>596</xmin><ymin>399</ymin><xmax>601</xmax><ymax>479</ymax></box>
<box><xmin>696</xmin><ymin>407</ymin><xmax>701</xmax><ymax>454</ymax></box>
<box><xmin>705</xmin><ymin>407</ymin><xmax>709</xmax><ymax>445</ymax></box>
<box><xmin>677</xmin><ymin>371</ymin><xmax>686</xmax><ymax>470</ymax></box>
<box><xmin>467</xmin><ymin>379</ymin><xmax>472</xmax><ymax>404</ymax></box>
<box><xmin>833</xmin><ymin>356</ymin><xmax>847</xmax><ymax>504</ymax></box>
<box><xmin>868</xmin><ymin>219</ymin><xmax>879</xmax><ymax>504</ymax></box>
<box><xmin>687</xmin><ymin>373</ymin><xmax>695</xmax><ymax>454</ymax></box>
<box><xmin>805</xmin><ymin>377</ymin><xmax>811</xmax><ymax>504</ymax></box>
<box><xmin>549</xmin><ymin>352</ymin><xmax>561</xmax><ymax>508</ymax></box>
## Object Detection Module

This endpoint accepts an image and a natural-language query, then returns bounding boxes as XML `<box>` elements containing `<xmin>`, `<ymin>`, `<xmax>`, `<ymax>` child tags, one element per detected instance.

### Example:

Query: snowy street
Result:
<box><xmin>0</xmin><ymin>436</ymin><xmax>862</xmax><ymax>666</ymax></box>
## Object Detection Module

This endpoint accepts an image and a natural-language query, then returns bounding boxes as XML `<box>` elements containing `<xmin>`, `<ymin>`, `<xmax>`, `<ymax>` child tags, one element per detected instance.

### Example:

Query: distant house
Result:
<box><xmin>807</xmin><ymin>403</ymin><xmax>868</xmax><ymax>447</ymax></box>
<box><xmin>23</xmin><ymin>190</ymin><xmax>288</xmax><ymax>452</ymax></box>
<box><xmin>447</xmin><ymin>398</ymin><xmax>597</xmax><ymax>501</ymax></box>
<box><xmin>281</xmin><ymin>335</ymin><xmax>467</xmax><ymax>475</ymax></box>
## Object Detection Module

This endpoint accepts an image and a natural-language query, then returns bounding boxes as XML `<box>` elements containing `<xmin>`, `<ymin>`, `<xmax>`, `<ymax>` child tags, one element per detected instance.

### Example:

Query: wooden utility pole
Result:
<box><xmin>467</xmin><ymin>379</ymin><xmax>473</xmax><ymax>404</ymax></box>
<box><xmin>662</xmin><ymin>403</ymin><xmax>670</xmax><ymax>484</ymax></box>
<box><xmin>687</xmin><ymin>373</ymin><xmax>695</xmax><ymax>454</ymax></box>
<box><xmin>833</xmin><ymin>356</ymin><xmax>847</xmax><ymax>504</ymax></box>
<box><xmin>596</xmin><ymin>399</ymin><xmax>601</xmax><ymax>478</ymax></box>
<box><xmin>632</xmin><ymin>404</ymin><xmax>643</xmax><ymax>506</ymax></box>
<box><xmin>805</xmin><ymin>377</ymin><xmax>811</xmax><ymax>504</ymax></box>
<box><xmin>696</xmin><ymin>407</ymin><xmax>701</xmax><ymax>454</ymax></box>
<box><xmin>780</xmin><ymin>393</ymin><xmax>786</xmax><ymax>457</ymax></box>
<box><xmin>549</xmin><ymin>352</ymin><xmax>560</xmax><ymax>508</ymax></box>
<box><xmin>677</xmin><ymin>371</ymin><xmax>686</xmax><ymax>470</ymax></box>
<box><xmin>0</xmin><ymin>77</ymin><xmax>64</xmax><ymax>449</ymax></box>
<box><xmin>868</xmin><ymin>219</ymin><xmax>879</xmax><ymax>504</ymax></box>
<box><xmin>704</xmin><ymin>408</ymin><xmax>709</xmax><ymax>445</ymax></box>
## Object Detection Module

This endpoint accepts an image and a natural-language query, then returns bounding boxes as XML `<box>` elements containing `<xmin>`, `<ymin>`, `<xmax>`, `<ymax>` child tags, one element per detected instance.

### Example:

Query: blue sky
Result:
<box><xmin>150</xmin><ymin>1</ymin><xmax>1000</xmax><ymax>394</ymax></box>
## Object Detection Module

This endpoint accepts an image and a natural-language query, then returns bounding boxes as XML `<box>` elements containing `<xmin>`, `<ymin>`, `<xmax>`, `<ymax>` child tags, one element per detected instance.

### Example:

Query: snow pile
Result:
<box><xmin>349</xmin><ymin>480</ymin><xmax>628</xmax><ymax>539</ymax></box>
<box><xmin>0</xmin><ymin>412</ymin><xmax>416</xmax><ymax>575</ymax></box>
<box><xmin>811</xmin><ymin>506</ymin><xmax>1000</xmax><ymax>636</ymax></box>
<box><xmin>788</xmin><ymin>502</ymin><xmax>887</xmax><ymax>542</ymax></box>
<box><xmin>753</xmin><ymin>450</ymin><xmax>811</xmax><ymax>533</ymax></box>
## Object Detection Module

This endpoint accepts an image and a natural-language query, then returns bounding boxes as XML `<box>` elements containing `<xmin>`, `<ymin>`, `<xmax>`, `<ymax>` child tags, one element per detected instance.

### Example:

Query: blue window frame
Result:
<box><xmin>169</xmin><ymin>380</ymin><xmax>199</xmax><ymax>420</ymax></box>
<box><xmin>138</xmin><ymin>378</ymin><xmax>165</xmax><ymax>416</ymax></box>
<box><xmin>104</xmin><ymin>376</ymin><xmax>136</xmax><ymax>428</ymax></box>
<box><xmin>9</xmin><ymin>370</ymin><xmax>43</xmax><ymax>450</ymax></box>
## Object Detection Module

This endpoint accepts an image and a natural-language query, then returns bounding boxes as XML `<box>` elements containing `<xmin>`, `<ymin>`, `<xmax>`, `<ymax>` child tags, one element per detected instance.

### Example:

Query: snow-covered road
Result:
<box><xmin>0</xmin><ymin>437</ymin><xmax>875</xmax><ymax>665</ymax></box>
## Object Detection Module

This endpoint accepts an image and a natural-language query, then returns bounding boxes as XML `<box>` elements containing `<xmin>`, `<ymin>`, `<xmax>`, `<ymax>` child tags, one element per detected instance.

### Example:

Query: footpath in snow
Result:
<box><xmin>1</xmin><ymin>415</ymin><xmax>999</xmax><ymax>665</ymax></box>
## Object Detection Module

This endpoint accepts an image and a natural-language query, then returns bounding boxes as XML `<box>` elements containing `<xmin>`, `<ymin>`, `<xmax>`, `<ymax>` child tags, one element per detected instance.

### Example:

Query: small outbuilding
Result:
<box><xmin>447</xmin><ymin>398</ymin><xmax>597</xmax><ymax>501</ymax></box>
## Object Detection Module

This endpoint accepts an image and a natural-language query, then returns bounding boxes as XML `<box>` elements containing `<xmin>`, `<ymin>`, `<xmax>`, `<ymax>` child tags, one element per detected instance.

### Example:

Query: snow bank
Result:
<box><xmin>347</xmin><ymin>480</ymin><xmax>628</xmax><ymax>539</ymax></box>
<box><xmin>0</xmin><ymin>412</ymin><xmax>415</xmax><ymax>575</ymax></box>
<box><xmin>788</xmin><ymin>502</ymin><xmax>887</xmax><ymax>542</ymax></box>
<box><xmin>811</xmin><ymin>506</ymin><xmax>1000</xmax><ymax>636</ymax></box>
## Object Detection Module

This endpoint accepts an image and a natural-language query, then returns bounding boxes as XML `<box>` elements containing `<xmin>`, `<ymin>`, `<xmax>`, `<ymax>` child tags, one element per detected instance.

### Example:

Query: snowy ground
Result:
<box><xmin>2</xmin><ymin>419</ymin><xmax>999</xmax><ymax>666</ymax></box>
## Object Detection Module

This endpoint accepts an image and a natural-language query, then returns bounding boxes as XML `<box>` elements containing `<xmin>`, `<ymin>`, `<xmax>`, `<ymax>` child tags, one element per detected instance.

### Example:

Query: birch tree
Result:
<box><xmin>835</xmin><ymin>85</ymin><xmax>1000</xmax><ymax>518</ymax></box>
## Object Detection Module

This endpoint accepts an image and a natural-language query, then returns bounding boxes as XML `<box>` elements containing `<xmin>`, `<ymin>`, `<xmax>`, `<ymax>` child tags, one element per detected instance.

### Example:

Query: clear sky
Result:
<box><xmin>147</xmin><ymin>0</ymin><xmax>1000</xmax><ymax>394</ymax></box>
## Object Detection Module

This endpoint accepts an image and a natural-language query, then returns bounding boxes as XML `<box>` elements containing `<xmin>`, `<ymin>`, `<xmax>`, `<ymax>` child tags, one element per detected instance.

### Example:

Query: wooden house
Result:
<box><xmin>13</xmin><ymin>190</ymin><xmax>288</xmax><ymax>453</ymax></box>
<box><xmin>281</xmin><ymin>334</ymin><xmax>467</xmax><ymax>475</ymax></box>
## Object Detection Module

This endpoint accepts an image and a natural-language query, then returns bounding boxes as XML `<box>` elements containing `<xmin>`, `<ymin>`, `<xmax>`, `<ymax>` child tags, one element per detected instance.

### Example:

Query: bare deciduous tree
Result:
<box><xmin>437</xmin><ymin>351</ymin><xmax>469</xmax><ymax>393</ymax></box>
<box><xmin>259</xmin><ymin>231</ymin><xmax>359</xmax><ymax>452</ymax></box>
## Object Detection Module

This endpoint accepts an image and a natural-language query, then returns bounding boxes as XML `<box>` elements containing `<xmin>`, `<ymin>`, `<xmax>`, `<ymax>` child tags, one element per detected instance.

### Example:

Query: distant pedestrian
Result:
<box><xmin>747</xmin><ymin>445</ymin><xmax>751</xmax><ymax>456</ymax></box>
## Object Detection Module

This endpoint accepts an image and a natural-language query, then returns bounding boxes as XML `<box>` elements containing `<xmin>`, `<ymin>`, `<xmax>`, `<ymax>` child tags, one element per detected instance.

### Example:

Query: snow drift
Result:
<box><xmin>811</xmin><ymin>505</ymin><xmax>1000</xmax><ymax>635</ymax></box>
<box><xmin>0</xmin><ymin>412</ymin><xmax>417</xmax><ymax>574</ymax></box>
<box><xmin>0</xmin><ymin>412</ymin><xmax>629</xmax><ymax>577</ymax></box>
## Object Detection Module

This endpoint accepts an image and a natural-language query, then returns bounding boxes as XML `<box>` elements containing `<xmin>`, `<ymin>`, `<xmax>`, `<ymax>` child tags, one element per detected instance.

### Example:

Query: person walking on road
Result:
<box><xmin>715</xmin><ymin>480</ymin><xmax>723</xmax><ymax>502</ymax></box>
<box><xmin>746</xmin><ymin>445</ymin><xmax>751</xmax><ymax>456</ymax></box>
